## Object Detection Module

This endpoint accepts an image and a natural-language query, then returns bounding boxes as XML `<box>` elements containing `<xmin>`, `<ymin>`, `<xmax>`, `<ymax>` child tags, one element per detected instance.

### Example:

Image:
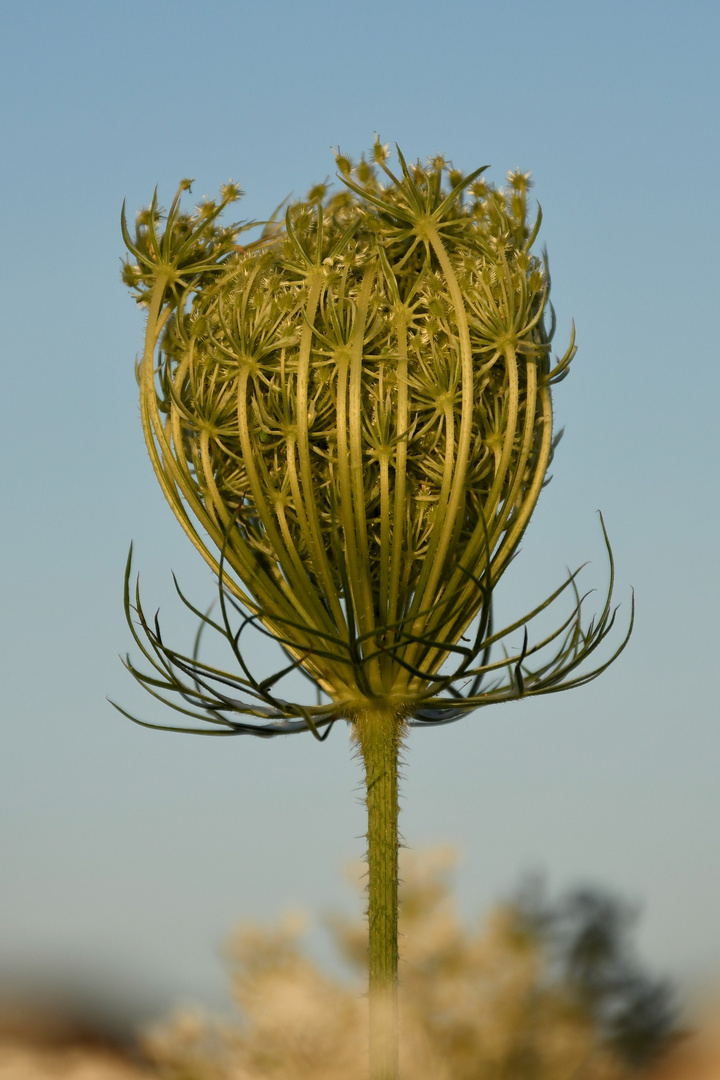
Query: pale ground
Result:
<box><xmin>0</xmin><ymin>1005</ymin><xmax>152</xmax><ymax>1080</ymax></box>
<box><xmin>0</xmin><ymin>1043</ymin><xmax>152</xmax><ymax>1080</ymax></box>
<box><xmin>2</xmin><ymin>1024</ymin><xmax>720</xmax><ymax>1080</ymax></box>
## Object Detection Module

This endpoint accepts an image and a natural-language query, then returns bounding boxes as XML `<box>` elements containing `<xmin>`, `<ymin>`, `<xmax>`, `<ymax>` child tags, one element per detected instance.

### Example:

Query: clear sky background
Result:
<box><xmin>1</xmin><ymin>0</ymin><xmax>718</xmax><ymax>1031</ymax></box>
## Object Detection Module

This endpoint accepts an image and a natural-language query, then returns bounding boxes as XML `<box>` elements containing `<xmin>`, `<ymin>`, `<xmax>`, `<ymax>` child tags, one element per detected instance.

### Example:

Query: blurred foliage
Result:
<box><xmin>142</xmin><ymin>850</ymin><xmax>679</xmax><ymax>1080</ymax></box>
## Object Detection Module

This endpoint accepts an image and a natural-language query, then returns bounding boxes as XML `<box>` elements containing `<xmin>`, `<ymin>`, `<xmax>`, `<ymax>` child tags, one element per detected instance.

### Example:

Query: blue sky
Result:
<box><xmin>1</xmin><ymin>0</ymin><xmax>719</xmax><ymax>1025</ymax></box>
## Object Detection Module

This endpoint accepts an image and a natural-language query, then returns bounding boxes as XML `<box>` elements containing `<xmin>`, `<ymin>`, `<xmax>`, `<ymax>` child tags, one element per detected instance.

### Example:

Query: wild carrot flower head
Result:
<box><xmin>117</xmin><ymin>142</ymin><xmax>630</xmax><ymax>737</ymax></box>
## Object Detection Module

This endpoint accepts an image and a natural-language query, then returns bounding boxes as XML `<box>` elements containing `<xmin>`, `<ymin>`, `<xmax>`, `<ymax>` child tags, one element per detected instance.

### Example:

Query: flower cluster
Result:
<box><xmin>116</xmin><ymin>142</ymin><xmax>630</xmax><ymax>737</ymax></box>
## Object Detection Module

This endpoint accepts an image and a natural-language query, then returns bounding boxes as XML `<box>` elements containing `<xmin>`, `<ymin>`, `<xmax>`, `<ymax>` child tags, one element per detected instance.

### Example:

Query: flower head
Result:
<box><xmin>116</xmin><ymin>144</ymin><xmax>631</xmax><ymax>738</ymax></box>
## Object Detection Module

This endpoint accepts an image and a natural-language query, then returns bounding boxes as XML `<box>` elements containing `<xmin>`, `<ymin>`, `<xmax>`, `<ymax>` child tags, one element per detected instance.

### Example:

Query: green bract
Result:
<box><xmin>117</xmin><ymin>143</ymin><xmax>630</xmax><ymax>736</ymax></box>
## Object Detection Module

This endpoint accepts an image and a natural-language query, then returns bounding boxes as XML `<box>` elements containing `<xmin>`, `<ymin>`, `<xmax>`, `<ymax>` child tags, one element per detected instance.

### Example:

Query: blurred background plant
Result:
<box><xmin>141</xmin><ymin>848</ymin><xmax>680</xmax><ymax>1080</ymax></box>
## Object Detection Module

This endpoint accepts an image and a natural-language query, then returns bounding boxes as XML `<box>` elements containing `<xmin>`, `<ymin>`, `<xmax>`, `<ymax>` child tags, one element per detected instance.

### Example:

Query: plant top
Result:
<box><xmin>118</xmin><ymin>141</ymin><xmax>630</xmax><ymax>737</ymax></box>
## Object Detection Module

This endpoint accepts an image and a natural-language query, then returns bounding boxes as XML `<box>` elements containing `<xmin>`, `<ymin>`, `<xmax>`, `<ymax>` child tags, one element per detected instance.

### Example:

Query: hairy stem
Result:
<box><xmin>354</xmin><ymin>708</ymin><xmax>403</xmax><ymax>1080</ymax></box>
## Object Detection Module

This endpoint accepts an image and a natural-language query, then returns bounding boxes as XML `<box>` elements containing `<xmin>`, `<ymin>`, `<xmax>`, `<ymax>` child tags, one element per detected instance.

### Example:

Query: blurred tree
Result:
<box><xmin>511</xmin><ymin>878</ymin><xmax>679</xmax><ymax>1070</ymax></box>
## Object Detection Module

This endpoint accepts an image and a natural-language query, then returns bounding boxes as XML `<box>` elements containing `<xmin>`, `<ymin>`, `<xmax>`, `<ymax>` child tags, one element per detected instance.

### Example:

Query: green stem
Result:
<box><xmin>354</xmin><ymin>707</ymin><xmax>403</xmax><ymax>1080</ymax></box>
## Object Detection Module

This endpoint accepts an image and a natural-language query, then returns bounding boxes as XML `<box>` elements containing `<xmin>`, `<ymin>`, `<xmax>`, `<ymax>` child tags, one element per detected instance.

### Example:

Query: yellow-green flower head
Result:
<box><xmin>120</xmin><ymin>142</ymin><xmax>629</xmax><ymax>734</ymax></box>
